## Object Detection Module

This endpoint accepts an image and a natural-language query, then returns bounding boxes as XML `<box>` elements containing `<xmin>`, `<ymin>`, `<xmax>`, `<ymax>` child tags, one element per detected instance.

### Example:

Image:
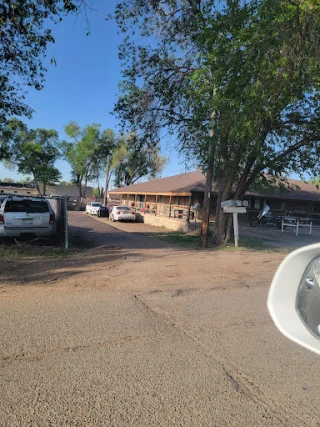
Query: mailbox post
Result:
<box><xmin>220</xmin><ymin>200</ymin><xmax>248</xmax><ymax>247</ymax></box>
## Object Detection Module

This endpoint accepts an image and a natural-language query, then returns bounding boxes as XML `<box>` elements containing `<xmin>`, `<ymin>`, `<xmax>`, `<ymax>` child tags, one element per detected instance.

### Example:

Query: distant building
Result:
<box><xmin>0</xmin><ymin>182</ymin><xmax>38</xmax><ymax>197</ymax></box>
<box><xmin>0</xmin><ymin>182</ymin><xmax>93</xmax><ymax>198</ymax></box>
<box><xmin>43</xmin><ymin>184</ymin><xmax>93</xmax><ymax>198</ymax></box>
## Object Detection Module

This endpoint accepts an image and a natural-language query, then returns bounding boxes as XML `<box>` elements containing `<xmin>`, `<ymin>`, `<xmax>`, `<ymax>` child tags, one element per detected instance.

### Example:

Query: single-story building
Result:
<box><xmin>0</xmin><ymin>182</ymin><xmax>93</xmax><ymax>198</ymax></box>
<box><xmin>0</xmin><ymin>182</ymin><xmax>39</xmax><ymax>197</ymax></box>
<box><xmin>108</xmin><ymin>170</ymin><xmax>320</xmax><ymax>231</ymax></box>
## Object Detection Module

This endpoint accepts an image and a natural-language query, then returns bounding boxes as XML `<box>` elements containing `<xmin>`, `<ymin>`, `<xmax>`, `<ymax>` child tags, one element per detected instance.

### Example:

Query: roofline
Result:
<box><xmin>108</xmin><ymin>189</ymin><xmax>320</xmax><ymax>203</ymax></box>
<box><xmin>109</xmin><ymin>191</ymin><xmax>192</xmax><ymax>197</ymax></box>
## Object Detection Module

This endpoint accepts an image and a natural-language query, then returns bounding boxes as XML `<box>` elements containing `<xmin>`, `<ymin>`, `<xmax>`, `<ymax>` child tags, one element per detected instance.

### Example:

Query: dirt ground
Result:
<box><xmin>0</xmin><ymin>213</ymin><xmax>288</xmax><ymax>295</ymax></box>
<box><xmin>1</xmin><ymin>212</ymin><xmax>320</xmax><ymax>426</ymax></box>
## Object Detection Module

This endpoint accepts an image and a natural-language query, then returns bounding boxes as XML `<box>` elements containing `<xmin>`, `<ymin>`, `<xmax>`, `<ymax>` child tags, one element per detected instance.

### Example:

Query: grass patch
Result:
<box><xmin>68</xmin><ymin>231</ymin><xmax>97</xmax><ymax>250</ymax></box>
<box><xmin>218</xmin><ymin>236</ymin><xmax>284</xmax><ymax>252</ymax></box>
<box><xmin>0</xmin><ymin>231</ymin><xmax>96</xmax><ymax>258</ymax></box>
<box><xmin>150</xmin><ymin>232</ymin><xmax>201</xmax><ymax>249</ymax></box>
<box><xmin>149</xmin><ymin>232</ymin><xmax>284</xmax><ymax>252</ymax></box>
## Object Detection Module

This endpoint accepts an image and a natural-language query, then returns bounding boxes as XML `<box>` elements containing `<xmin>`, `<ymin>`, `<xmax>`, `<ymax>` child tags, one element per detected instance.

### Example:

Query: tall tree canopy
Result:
<box><xmin>112</xmin><ymin>133</ymin><xmax>167</xmax><ymax>187</ymax></box>
<box><xmin>61</xmin><ymin>121</ymin><xmax>114</xmax><ymax>197</ymax></box>
<box><xmin>0</xmin><ymin>0</ymin><xmax>91</xmax><ymax>126</ymax></box>
<box><xmin>0</xmin><ymin>118</ymin><xmax>61</xmax><ymax>195</ymax></box>
<box><xmin>114</xmin><ymin>0</ymin><xmax>320</xmax><ymax>245</ymax></box>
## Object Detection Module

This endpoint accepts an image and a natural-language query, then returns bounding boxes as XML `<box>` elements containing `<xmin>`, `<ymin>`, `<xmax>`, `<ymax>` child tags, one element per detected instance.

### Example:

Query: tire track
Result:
<box><xmin>134</xmin><ymin>293</ymin><xmax>311</xmax><ymax>427</ymax></box>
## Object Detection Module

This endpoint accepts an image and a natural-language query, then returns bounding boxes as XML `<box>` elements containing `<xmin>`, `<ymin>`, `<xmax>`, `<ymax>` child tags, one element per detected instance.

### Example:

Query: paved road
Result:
<box><xmin>1</xmin><ymin>212</ymin><xmax>320</xmax><ymax>426</ymax></box>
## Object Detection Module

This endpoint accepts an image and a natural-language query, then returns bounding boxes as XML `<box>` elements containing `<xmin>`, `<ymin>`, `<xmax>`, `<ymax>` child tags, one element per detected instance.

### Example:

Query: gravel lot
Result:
<box><xmin>1</xmin><ymin>212</ymin><xmax>320</xmax><ymax>426</ymax></box>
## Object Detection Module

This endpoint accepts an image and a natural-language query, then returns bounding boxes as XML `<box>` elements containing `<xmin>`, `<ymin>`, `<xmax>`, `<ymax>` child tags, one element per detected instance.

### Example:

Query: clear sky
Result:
<box><xmin>0</xmin><ymin>0</ymin><xmax>191</xmax><ymax>187</ymax></box>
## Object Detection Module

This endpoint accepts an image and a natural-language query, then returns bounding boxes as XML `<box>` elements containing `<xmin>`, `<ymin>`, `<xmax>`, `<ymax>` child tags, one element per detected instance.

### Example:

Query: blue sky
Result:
<box><xmin>0</xmin><ymin>0</ymin><xmax>191</xmax><ymax>187</ymax></box>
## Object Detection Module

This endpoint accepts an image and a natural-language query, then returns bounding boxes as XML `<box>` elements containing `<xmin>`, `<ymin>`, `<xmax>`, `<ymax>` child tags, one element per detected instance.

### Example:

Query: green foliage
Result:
<box><xmin>112</xmin><ymin>133</ymin><xmax>167</xmax><ymax>187</ymax></box>
<box><xmin>61</xmin><ymin>122</ymin><xmax>115</xmax><ymax>196</ymax></box>
<box><xmin>0</xmin><ymin>118</ymin><xmax>61</xmax><ymax>194</ymax></box>
<box><xmin>114</xmin><ymin>0</ymin><xmax>320</xmax><ymax>244</ymax></box>
<box><xmin>0</xmin><ymin>1</ymin><xmax>90</xmax><ymax>125</ymax></box>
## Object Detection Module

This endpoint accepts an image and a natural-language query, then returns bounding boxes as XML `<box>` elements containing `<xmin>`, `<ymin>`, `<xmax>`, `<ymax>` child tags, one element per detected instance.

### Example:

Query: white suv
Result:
<box><xmin>0</xmin><ymin>196</ymin><xmax>56</xmax><ymax>239</ymax></box>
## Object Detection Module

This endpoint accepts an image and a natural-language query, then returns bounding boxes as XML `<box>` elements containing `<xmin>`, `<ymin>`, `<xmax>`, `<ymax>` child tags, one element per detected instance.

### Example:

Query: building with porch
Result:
<box><xmin>108</xmin><ymin>170</ymin><xmax>320</xmax><ymax>231</ymax></box>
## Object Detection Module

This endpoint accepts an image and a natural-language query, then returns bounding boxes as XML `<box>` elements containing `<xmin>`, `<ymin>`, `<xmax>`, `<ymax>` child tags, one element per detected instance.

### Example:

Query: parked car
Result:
<box><xmin>0</xmin><ymin>195</ymin><xmax>55</xmax><ymax>239</ymax></box>
<box><xmin>97</xmin><ymin>205</ymin><xmax>109</xmax><ymax>218</ymax></box>
<box><xmin>109</xmin><ymin>205</ymin><xmax>136</xmax><ymax>222</ymax></box>
<box><xmin>85</xmin><ymin>202</ymin><xmax>104</xmax><ymax>215</ymax></box>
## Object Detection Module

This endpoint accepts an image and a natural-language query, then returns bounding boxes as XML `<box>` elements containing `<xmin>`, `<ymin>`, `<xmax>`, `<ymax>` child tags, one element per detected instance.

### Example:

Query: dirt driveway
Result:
<box><xmin>79</xmin><ymin>211</ymin><xmax>320</xmax><ymax>251</ymax></box>
<box><xmin>1</xmin><ymin>212</ymin><xmax>320</xmax><ymax>426</ymax></box>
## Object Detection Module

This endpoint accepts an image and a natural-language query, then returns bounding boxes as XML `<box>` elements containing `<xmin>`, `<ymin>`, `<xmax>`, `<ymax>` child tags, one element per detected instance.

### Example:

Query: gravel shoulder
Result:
<box><xmin>1</xmin><ymin>212</ymin><xmax>319</xmax><ymax>426</ymax></box>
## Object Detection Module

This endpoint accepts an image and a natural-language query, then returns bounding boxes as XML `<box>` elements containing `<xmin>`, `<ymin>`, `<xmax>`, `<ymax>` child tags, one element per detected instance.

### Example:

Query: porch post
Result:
<box><xmin>169</xmin><ymin>195</ymin><xmax>172</xmax><ymax>218</ymax></box>
<box><xmin>187</xmin><ymin>194</ymin><xmax>192</xmax><ymax>222</ymax></box>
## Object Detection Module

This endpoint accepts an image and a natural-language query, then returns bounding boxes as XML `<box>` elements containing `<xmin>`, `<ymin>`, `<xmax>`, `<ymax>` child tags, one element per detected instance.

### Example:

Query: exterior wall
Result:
<box><xmin>45</xmin><ymin>185</ymin><xmax>93</xmax><ymax>198</ymax></box>
<box><xmin>0</xmin><ymin>184</ymin><xmax>38</xmax><ymax>197</ymax></box>
<box><xmin>0</xmin><ymin>183</ymin><xmax>93</xmax><ymax>198</ymax></box>
<box><xmin>109</xmin><ymin>191</ymin><xmax>320</xmax><ymax>226</ymax></box>
<box><xmin>143</xmin><ymin>213</ymin><xmax>189</xmax><ymax>232</ymax></box>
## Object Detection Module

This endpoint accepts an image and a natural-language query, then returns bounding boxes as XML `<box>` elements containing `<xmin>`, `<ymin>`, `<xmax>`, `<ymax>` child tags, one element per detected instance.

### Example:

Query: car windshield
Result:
<box><xmin>91</xmin><ymin>203</ymin><xmax>102</xmax><ymax>207</ymax></box>
<box><xmin>4</xmin><ymin>200</ymin><xmax>49</xmax><ymax>213</ymax></box>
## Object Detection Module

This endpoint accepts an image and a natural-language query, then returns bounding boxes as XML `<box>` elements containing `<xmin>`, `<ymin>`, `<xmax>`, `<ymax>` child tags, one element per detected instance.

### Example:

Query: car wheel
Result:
<box><xmin>112</xmin><ymin>215</ymin><xmax>116</xmax><ymax>222</ymax></box>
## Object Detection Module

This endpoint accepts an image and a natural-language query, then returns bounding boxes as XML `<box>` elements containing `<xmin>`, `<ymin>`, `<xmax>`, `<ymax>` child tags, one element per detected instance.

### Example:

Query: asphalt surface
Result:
<box><xmin>1</xmin><ymin>212</ymin><xmax>320</xmax><ymax>426</ymax></box>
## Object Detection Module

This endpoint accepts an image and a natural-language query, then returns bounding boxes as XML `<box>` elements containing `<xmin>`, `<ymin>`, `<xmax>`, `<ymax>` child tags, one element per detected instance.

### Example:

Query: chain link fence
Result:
<box><xmin>0</xmin><ymin>195</ymin><xmax>69</xmax><ymax>248</ymax></box>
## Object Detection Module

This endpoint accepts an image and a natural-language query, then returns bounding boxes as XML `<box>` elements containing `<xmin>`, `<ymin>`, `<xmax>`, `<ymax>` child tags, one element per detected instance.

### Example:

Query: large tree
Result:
<box><xmin>114</xmin><ymin>0</ymin><xmax>320</xmax><ymax>246</ymax></box>
<box><xmin>112</xmin><ymin>133</ymin><xmax>167</xmax><ymax>187</ymax></box>
<box><xmin>61</xmin><ymin>122</ymin><xmax>114</xmax><ymax>197</ymax></box>
<box><xmin>0</xmin><ymin>118</ymin><xmax>61</xmax><ymax>195</ymax></box>
<box><xmin>0</xmin><ymin>0</ymin><xmax>91</xmax><ymax>127</ymax></box>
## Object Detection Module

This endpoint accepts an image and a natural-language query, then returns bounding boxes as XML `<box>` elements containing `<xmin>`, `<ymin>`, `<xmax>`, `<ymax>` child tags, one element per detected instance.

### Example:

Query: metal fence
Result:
<box><xmin>46</xmin><ymin>196</ymin><xmax>68</xmax><ymax>248</ymax></box>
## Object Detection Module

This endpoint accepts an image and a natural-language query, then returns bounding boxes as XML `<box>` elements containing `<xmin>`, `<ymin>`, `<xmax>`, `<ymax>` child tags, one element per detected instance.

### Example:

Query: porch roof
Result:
<box><xmin>109</xmin><ymin>170</ymin><xmax>320</xmax><ymax>202</ymax></box>
<box><xmin>109</xmin><ymin>170</ymin><xmax>206</xmax><ymax>197</ymax></box>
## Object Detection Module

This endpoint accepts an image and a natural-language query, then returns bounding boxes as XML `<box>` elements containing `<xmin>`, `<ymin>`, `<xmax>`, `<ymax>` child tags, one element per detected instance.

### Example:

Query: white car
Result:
<box><xmin>0</xmin><ymin>195</ymin><xmax>55</xmax><ymax>239</ymax></box>
<box><xmin>109</xmin><ymin>206</ymin><xmax>136</xmax><ymax>222</ymax></box>
<box><xmin>85</xmin><ymin>202</ymin><xmax>103</xmax><ymax>215</ymax></box>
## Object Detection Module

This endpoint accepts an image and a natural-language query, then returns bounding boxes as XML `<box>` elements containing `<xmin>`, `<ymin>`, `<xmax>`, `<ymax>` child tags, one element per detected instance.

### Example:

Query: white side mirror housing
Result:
<box><xmin>268</xmin><ymin>243</ymin><xmax>320</xmax><ymax>355</ymax></box>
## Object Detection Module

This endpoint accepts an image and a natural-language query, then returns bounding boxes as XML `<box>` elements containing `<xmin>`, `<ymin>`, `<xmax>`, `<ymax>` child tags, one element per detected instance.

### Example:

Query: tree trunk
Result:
<box><xmin>213</xmin><ymin>181</ymin><xmax>233</xmax><ymax>245</ymax></box>
<box><xmin>103</xmin><ymin>155</ymin><xmax>111</xmax><ymax>206</ymax></box>
<box><xmin>78</xmin><ymin>178</ymin><xmax>82</xmax><ymax>198</ymax></box>
<box><xmin>199</xmin><ymin>163</ymin><xmax>213</xmax><ymax>248</ymax></box>
<box><xmin>199</xmin><ymin>112</ymin><xmax>216</xmax><ymax>248</ymax></box>
<box><xmin>35</xmin><ymin>179</ymin><xmax>42</xmax><ymax>196</ymax></box>
<box><xmin>83</xmin><ymin>176</ymin><xmax>88</xmax><ymax>198</ymax></box>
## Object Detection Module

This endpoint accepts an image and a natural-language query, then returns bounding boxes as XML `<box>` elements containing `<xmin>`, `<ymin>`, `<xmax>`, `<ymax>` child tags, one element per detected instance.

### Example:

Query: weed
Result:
<box><xmin>149</xmin><ymin>232</ymin><xmax>285</xmax><ymax>252</ymax></box>
<box><xmin>0</xmin><ymin>231</ymin><xmax>96</xmax><ymax>258</ymax></box>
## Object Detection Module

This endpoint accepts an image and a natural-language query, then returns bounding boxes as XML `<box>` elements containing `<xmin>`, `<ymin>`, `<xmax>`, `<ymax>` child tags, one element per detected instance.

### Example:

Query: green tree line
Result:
<box><xmin>0</xmin><ymin>118</ymin><xmax>167</xmax><ymax>197</ymax></box>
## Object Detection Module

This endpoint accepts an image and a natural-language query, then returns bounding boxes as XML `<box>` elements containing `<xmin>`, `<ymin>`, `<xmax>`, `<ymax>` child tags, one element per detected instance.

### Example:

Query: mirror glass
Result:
<box><xmin>296</xmin><ymin>256</ymin><xmax>320</xmax><ymax>338</ymax></box>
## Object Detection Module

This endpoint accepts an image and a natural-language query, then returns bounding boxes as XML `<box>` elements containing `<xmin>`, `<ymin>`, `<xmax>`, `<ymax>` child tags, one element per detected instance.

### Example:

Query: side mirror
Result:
<box><xmin>268</xmin><ymin>243</ymin><xmax>320</xmax><ymax>355</ymax></box>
